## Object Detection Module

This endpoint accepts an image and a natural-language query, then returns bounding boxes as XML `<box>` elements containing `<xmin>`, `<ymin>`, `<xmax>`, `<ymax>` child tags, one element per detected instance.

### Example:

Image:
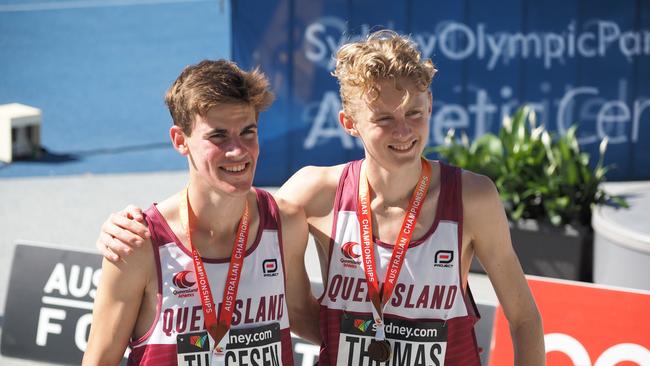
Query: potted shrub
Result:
<box><xmin>428</xmin><ymin>106</ymin><xmax>626</xmax><ymax>281</ymax></box>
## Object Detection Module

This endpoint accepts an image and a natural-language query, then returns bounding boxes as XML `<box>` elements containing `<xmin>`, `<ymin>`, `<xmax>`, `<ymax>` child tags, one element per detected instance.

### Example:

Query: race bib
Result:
<box><xmin>337</xmin><ymin>315</ymin><xmax>447</xmax><ymax>366</ymax></box>
<box><xmin>177</xmin><ymin>331</ymin><xmax>212</xmax><ymax>366</ymax></box>
<box><xmin>177</xmin><ymin>323</ymin><xmax>283</xmax><ymax>366</ymax></box>
<box><xmin>222</xmin><ymin>322</ymin><xmax>284</xmax><ymax>366</ymax></box>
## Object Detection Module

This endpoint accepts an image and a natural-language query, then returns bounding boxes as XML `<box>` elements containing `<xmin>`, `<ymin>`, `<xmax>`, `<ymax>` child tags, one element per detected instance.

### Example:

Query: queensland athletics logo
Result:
<box><xmin>434</xmin><ymin>250</ymin><xmax>454</xmax><ymax>268</ymax></box>
<box><xmin>173</xmin><ymin>270</ymin><xmax>196</xmax><ymax>288</ymax></box>
<box><xmin>172</xmin><ymin>270</ymin><xmax>197</xmax><ymax>297</ymax></box>
<box><xmin>340</xmin><ymin>241</ymin><xmax>361</xmax><ymax>268</ymax></box>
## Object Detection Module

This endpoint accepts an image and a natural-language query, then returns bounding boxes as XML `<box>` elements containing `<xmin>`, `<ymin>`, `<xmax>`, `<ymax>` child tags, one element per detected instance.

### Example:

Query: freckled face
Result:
<box><xmin>184</xmin><ymin>104</ymin><xmax>259</xmax><ymax>196</ymax></box>
<box><xmin>350</xmin><ymin>78</ymin><xmax>432</xmax><ymax>170</ymax></box>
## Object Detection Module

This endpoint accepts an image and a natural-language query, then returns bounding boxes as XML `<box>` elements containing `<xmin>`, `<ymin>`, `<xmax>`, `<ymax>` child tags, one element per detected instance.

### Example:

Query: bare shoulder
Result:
<box><xmin>276</xmin><ymin>164</ymin><xmax>346</xmax><ymax>215</ymax></box>
<box><xmin>155</xmin><ymin>193</ymin><xmax>181</xmax><ymax>220</ymax></box>
<box><xmin>460</xmin><ymin>170</ymin><xmax>505</xmax><ymax>237</ymax></box>
<box><xmin>275</xmin><ymin>197</ymin><xmax>306</xmax><ymax>231</ymax></box>
<box><xmin>461</xmin><ymin>169</ymin><xmax>500</xmax><ymax>209</ymax></box>
<box><xmin>278</xmin><ymin>164</ymin><xmax>345</xmax><ymax>198</ymax></box>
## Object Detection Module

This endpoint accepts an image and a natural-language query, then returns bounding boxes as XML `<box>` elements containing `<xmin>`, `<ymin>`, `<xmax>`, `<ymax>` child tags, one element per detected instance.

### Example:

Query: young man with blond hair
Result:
<box><xmin>97</xmin><ymin>31</ymin><xmax>545</xmax><ymax>365</ymax></box>
<box><xmin>83</xmin><ymin>60</ymin><xmax>318</xmax><ymax>365</ymax></box>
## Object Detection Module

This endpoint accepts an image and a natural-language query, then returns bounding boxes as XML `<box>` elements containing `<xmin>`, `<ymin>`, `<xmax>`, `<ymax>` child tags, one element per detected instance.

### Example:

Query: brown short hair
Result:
<box><xmin>332</xmin><ymin>30</ymin><xmax>437</xmax><ymax>114</ymax></box>
<box><xmin>165</xmin><ymin>59</ymin><xmax>275</xmax><ymax>134</ymax></box>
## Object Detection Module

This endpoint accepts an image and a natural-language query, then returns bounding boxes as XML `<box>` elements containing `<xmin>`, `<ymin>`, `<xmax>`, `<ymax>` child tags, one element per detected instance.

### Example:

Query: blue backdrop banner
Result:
<box><xmin>233</xmin><ymin>0</ymin><xmax>650</xmax><ymax>185</ymax></box>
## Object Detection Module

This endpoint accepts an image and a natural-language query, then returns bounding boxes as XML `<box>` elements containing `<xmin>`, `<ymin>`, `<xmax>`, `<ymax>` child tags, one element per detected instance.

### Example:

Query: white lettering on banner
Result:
<box><xmin>545</xmin><ymin>333</ymin><xmax>591</xmax><ymax>365</ymax></box>
<box><xmin>304</xmin><ymin>80</ymin><xmax>648</xmax><ymax>150</ymax></box>
<box><xmin>43</xmin><ymin>263</ymin><xmax>68</xmax><ymax>296</ymax></box>
<box><xmin>303</xmin><ymin>18</ymin><xmax>650</xmax><ymax>70</ymax></box>
<box><xmin>544</xmin><ymin>333</ymin><xmax>650</xmax><ymax>366</ymax></box>
<box><xmin>36</xmin><ymin>307</ymin><xmax>66</xmax><ymax>346</ymax></box>
<box><xmin>75</xmin><ymin>313</ymin><xmax>92</xmax><ymax>351</ymax></box>
<box><xmin>36</xmin><ymin>307</ymin><xmax>97</xmax><ymax>352</ymax></box>
<box><xmin>35</xmin><ymin>264</ymin><xmax>104</xmax><ymax>351</ymax></box>
<box><xmin>593</xmin><ymin>343</ymin><xmax>650</xmax><ymax>366</ymax></box>
<box><xmin>304</xmin><ymin>17</ymin><xmax>347</xmax><ymax>70</ymax></box>
<box><xmin>439</xmin><ymin>21</ymin><xmax>476</xmax><ymax>60</ymax></box>
<box><xmin>68</xmin><ymin>265</ymin><xmax>94</xmax><ymax>298</ymax></box>
<box><xmin>43</xmin><ymin>263</ymin><xmax>101</xmax><ymax>299</ymax></box>
<box><xmin>90</xmin><ymin>267</ymin><xmax>101</xmax><ymax>299</ymax></box>
<box><xmin>303</xmin><ymin>91</ymin><xmax>359</xmax><ymax>149</ymax></box>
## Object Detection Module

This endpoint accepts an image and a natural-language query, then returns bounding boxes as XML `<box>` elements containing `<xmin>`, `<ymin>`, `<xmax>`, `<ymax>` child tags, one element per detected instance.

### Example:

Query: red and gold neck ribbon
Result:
<box><xmin>180</xmin><ymin>187</ymin><xmax>250</xmax><ymax>346</ymax></box>
<box><xmin>357</xmin><ymin>158</ymin><xmax>432</xmax><ymax>322</ymax></box>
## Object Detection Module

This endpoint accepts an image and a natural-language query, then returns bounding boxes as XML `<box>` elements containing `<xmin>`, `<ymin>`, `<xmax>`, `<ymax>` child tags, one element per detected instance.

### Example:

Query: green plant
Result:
<box><xmin>427</xmin><ymin>105</ymin><xmax>627</xmax><ymax>227</ymax></box>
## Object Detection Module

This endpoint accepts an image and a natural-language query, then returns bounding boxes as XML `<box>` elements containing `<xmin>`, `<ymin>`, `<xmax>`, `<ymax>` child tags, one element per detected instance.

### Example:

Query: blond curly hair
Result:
<box><xmin>332</xmin><ymin>30</ymin><xmax>437</xmax><ymax>114</ymax></box>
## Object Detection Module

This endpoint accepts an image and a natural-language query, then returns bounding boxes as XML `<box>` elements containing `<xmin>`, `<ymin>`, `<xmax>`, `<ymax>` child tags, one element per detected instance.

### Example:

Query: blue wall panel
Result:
<box><xmin>575</xmin><ymin>0</ymin><xmax>638</xmax><ymax>179</ymax></box>
<box><xmin>232</xmin><ymin>0</ymin><xmax>293</xmax><ymax>185</ymax></box>
<box><xmin>291</xmin><ymin>0</ymin><xmax>353</xmax><ymax>169</ymax></box>
<box><xmin>463</xmin><ymin>0</ymin><xmax>524</xmax><ymax>145</ymax></box>
<box><xmin>522</xmin><ymin>0</ymin><xmax>579</xmax><ymax>130</ymax></box>
<box><xmin>232</xmin><ymin>0</ymin><xmax>650</xmax><ymax>185</ymax></box>
<box><xmin>409</xmin><ymin>1</ymin><xmax>466</xmax><ymax>147</ymax></box>
<box><xmin>633</xmin><ymin>0</ymin><xmax>650</xmax><ymax>177</ymax></box>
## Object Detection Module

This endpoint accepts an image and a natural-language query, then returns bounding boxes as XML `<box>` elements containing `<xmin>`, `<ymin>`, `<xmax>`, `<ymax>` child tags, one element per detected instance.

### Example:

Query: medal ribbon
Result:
<box><xmin>357</xmin><ymin>158</ymin><xmax>431</xmax><ymax>338</ymax></box>
<box><xmin>179</xmin><ymin>187</ymin><xmax>250</xmax><ymax>348</ymax></box>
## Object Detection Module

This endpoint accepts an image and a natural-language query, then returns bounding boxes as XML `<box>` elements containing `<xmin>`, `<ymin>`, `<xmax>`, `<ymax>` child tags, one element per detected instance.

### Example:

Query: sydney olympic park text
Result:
<box><xmin>305</xmin><ymin>19</ymin><xmax>650</xmax><ymax>70</ymax></box>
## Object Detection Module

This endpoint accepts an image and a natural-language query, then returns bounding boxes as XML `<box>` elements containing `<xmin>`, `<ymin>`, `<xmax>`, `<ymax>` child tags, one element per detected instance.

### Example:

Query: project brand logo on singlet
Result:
<box><xmin>434</xmin><ymin>250</ymin><xmax>454</xmax><ymax>268</ymax></box>
<box><xmin>262</xmin><ymin>259</ymin><xmax>279</xmax><ymax>277</ymax></box>
<box><xmin>340</xmin><ymin>241</ymin><xmax>362</xmax><ymax>268</ymax></box>
<box><xmin>172</xmin><ymin>270</ymin><xmax>198</xmax><ymax>297</ymax></box>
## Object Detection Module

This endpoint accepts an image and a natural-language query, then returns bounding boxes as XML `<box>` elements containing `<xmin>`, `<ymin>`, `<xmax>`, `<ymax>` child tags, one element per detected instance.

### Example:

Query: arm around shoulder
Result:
<box><xmin>82</xmin><ymin>236</ymin><xmax>155</xmax><ymax>365</ymax></box>
<box><xmin>462</xmin><ymin>171</ymin><xmax>545</xmax><ymax>366</ymax></box>
<box><xmin>276</xmin><ymin>164</ymin><xmax>343</xmax><ymax>217</ymax></box>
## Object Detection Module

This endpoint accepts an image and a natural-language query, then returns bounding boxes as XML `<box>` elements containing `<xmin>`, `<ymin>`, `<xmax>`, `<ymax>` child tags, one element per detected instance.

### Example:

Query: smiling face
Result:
<box><xmin>342</xmin><ymin>78</ymin><xmax>432</xmax><ymax>171</ymax></box>
<box><xmin>174</xmin><ymin>103</ymin><xmax>259</xmax><ymax>196</ymax></box>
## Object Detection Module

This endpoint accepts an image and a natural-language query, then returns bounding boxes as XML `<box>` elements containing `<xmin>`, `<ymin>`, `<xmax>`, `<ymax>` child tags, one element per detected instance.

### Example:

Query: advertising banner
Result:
<box><xmin>233</xmin><ymin>0</ymin><xmax>650</xmax><ymax>185</ymax></box>
<box><xmin>489</xmin><ymin>276</ymin><xmax>650</xmax><ymax>365</ymax></box>
<box><xmin>0</xmin><ymin>242</ymin><xmax>333</xmax><ymax>365</ymax></box>
<box><xmin>1</xmin><ymin>242</ymin><xmax>104</xmax><ymax>364</ymax></box>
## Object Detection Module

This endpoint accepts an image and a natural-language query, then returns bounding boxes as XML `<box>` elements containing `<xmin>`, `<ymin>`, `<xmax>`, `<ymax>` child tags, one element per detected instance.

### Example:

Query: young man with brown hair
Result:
<box><xmin>83</xmin><ymin>60</ymin><xmax>317</xmax><ymax>365</ymax></box>
<box><xmin>97</xmin><ymin>31</ymin><xmax>545</xmax><ymax>365</ymax></box>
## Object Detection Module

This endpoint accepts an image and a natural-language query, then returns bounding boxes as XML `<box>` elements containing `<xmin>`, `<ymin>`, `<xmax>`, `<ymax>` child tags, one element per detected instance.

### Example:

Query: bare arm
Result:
<box><xmin>277</xmin><ymin>198</ymin><xmax>321</xmax><ymax>344</ymax></box>
<box><xmin>276</xmin><ymin>164</ymin><xmax>343</xmax><ymax>220</ymax></box>
<box><xmin>464</xmin><ymin>172</ymin><xmax>545</xmax><ymax>366</ymax></box>
<box><xmin>83</xmin><ymin>236</ymin><xmax>154</xmax><ymax>365</ymax></box>
<box><xmin>275</xmin><ymin>165</ymin><xmax>343</xmax><ymax>344</ymax></box>
<box><xmin>277</xmin><ymin>165</ymin><xmax>343</xmax><ymax>285</ymax></box>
